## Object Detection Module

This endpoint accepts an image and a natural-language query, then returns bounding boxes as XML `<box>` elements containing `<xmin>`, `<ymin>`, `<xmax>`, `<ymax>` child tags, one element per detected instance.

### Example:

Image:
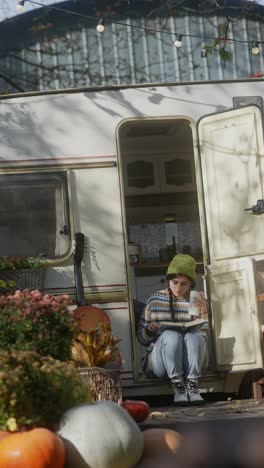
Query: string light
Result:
<box><xmin>174</xmin><ymin>34</ymin><xmax>182</xmax><ymax>48</ymax></box>
<box><xmin>96</xmin><ymin>18</ymin><xmax>105</xmax><ymax>33</ymax></box>
<box><xmin>251</xmin><ymin>41</ymin><xmax>260</xmax><ymax>55</ymax></box>
<box><xmin>16</xmin><ymin>0</ymin><xmax>25</xmax><ymax>11</ymax></box>
<box><xmin>15</xmin><ymin>0</ymin><xmax>264</xmax><ymax>52</ymax></box>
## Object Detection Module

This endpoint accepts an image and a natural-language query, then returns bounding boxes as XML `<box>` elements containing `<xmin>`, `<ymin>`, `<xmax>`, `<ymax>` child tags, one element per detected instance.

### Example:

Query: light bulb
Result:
<box><xmin>96</xmin><ymin>18</ymin><xmax>105</xmax><ymax>33</ymax></box>
<box><xmin>16</xmin><ymin>0</ymin><xmax>25</xmax><ymax>11</ymax></box>
<box><xmin>251</xmin><ymin>41</ymin><xmax>260</xmax><ymax>55</ymax></box>
<box><xmin>201</xmin><ymin>48</ymin><xmax>208</xmax><ymax>58</ymax></box>
<box><xmin>174</xmin><ymin>34</ymin><xmax>182</xmax><ymax>48</ymax></box>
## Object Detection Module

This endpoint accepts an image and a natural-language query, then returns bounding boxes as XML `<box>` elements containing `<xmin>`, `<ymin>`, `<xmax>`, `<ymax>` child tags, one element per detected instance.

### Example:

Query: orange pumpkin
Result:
<box><xmin>0</xmin><ymin>429</ymin><xmax>9</xmax><ymax>441</ymax></box>
<box><xmin>73</xmin><ymin>305</ymin><xmax>111</xmax><ymax>331</ymax></box>
<box><xmin>0</xmin><ymin>428</ymin><xmax>65</xmax><ymax>467</ymax></box>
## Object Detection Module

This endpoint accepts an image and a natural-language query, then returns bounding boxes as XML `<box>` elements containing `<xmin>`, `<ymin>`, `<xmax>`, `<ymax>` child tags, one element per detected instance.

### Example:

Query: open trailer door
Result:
<box><xmin>198</xmin><ymin>105</ymin><xmax>264</xmax><ymax>371</ymax></box>
<box><xmin>207</xmin><ymin>257</ymin><xmax>263</xmax><ymax>371</ymax></box>
<box><xmin>198</xmin><ymin>105</ymin><xmax>264</xmax><ymax>263</ymax></box>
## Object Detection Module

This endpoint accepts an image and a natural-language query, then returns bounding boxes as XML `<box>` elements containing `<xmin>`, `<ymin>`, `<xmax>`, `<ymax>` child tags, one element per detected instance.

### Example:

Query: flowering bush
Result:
<box><xmin>0</xmin><ymin>256</ymin><xmax>45</xmax><ymax>270</ymax></box>
<box><xmin>249</xmin><ymin>72</ymin><xmax>264</xmax><ymax>78</ymax></box>
<box><xmin>0</xmin><ymin>351</ymin><xmax>91</xmax><ymax>431</ymax></box>
<box><xmin>0</xmin><ymin>279</ymin><xmax>16</xmax><ymax>291</ymax></box>
<box><xmin>0</xmin><ymin>289</ymin><xmax>75</xmax><ymax>361</ymax></box>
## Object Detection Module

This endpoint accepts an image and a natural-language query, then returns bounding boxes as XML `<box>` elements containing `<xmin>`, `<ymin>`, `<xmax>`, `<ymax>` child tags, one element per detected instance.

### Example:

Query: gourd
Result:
<box><xmin>142</xmin><ymin>428</ymin><xmax>182</xmax><ymax>457</ymax></box>
<box><xmin>58</xmin><ymin>401</ymin><xmax>144</xmax><ymax>468</ymax></box>
<box><xmin>135</xmin><ymin>455</ymin><xmax>177</xmax><ymax>468</ymax></box>
<box><xmin>122</xmin><ymin>400</ymin><xmax>150</xmax><ymax>423</ymax></box>
<box><xmin>0</xmin><ymin>428</ymin><xmax>65</xmax><ymax>468</ymax></box>
<box><xmin>135</xmin><ymin>429</ymin><xmax>182</xmax><ymax>468</ymax></box>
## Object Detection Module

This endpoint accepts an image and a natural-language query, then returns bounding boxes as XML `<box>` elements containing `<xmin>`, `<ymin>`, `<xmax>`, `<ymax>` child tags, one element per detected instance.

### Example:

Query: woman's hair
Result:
<box><xmin>167</xmin><ymin>273</ymin><xmax>195</xmax><ymax>321</ymax></box>
<box><xmin>166</xmin><ymin>272</ymin><xmax>195</xmax><ymax>289</ymax></box>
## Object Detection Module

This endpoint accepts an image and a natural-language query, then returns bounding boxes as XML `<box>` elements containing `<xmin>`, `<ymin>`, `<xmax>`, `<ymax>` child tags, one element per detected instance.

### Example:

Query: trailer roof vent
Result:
<box><xmin>233</xmin><ymin>96</ymin><xmax>263</xmax><ymax>111</ymax></box>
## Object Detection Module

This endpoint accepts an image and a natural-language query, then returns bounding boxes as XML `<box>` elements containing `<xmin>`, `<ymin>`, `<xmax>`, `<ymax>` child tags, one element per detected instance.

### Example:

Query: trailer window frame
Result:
<box><xmin>0</xmin><ymin>170</ymin><xmax>73</xmax><ymax>263</ymax></box>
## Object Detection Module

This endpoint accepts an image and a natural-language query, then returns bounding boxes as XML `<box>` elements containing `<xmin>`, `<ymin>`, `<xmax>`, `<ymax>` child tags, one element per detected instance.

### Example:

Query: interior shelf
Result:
<box><xmin>133</xmin><ymin>261</ymin><xmax>204</xmax><ymax>277</ymax></box>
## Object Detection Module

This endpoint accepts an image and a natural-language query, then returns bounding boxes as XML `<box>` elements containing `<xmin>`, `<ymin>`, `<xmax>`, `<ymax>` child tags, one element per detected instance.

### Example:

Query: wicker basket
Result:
<box><xmin>78</xmin><ymin>367</ymin><xmax>122</xmax><ymax>405</ymax></box>
<box><xmin>0</xmin><ymin>268</ymin><xmax>46</xmax><ymax>291</ymax></box>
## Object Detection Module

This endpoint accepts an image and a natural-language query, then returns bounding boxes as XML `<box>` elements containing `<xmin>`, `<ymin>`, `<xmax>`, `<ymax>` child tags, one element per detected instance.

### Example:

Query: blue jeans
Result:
<box><xmin>150</xmin><ymin>329</ymin><xmax>207</xmax><ymax>381</ymax></box>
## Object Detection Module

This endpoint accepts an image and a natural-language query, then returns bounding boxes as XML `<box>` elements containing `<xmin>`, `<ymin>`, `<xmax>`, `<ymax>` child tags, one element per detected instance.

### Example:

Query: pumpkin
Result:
<box><xmin>135</xmin><ymin>428</ymin><xmax>183</xmax><ymax>468</ymax></box>
<box><xmin>58</xmin><ymin>401</ymin><xmax>144</xmax><ymax>468</ymax></box>
<box><xmin>122</xmin><ymin>400</ymin><xmax>150</xmax><ymax>423</ymax></box>
<box><xmin>142</xmin><ymin>428</ymin><xmax>182</xmax><ymax>458</ymax></box>
<box><xmin>0</xmin><ymin>429</ymin><xmax>9</xmax><ymax>441</ymax></box>
<box><xmin>0</xmin><ymin>428</ymin><xmax>65</xmax><ymax>468</ymax></box>
<box><xmin>73</xmin><ymin>305</ymin><xmax>111</xmax><ymax>331</ymax></box>
<box><xmin>135</xmin><ymin>454</ymin><xmax>177</xmax><ymax>468</ymax></box>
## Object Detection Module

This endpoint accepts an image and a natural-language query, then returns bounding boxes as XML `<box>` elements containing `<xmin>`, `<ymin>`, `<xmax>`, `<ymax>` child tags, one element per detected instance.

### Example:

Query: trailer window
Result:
<box><xmin>0</xmin><ymin>172</ymin><xmax>71</xmax><ymax>259</ymax></box>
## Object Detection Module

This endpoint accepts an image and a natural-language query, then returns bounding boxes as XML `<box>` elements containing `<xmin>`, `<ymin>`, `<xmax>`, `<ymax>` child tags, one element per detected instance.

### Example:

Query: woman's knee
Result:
<box><xmin>184</xmin><ymin>331</ymin><xmax>207</xmax><ymax>348</ymax></box>
<box><xmin>159</xmin><ymin>330</ymin><xmax>183</xmax><ymax>347</ymax></box>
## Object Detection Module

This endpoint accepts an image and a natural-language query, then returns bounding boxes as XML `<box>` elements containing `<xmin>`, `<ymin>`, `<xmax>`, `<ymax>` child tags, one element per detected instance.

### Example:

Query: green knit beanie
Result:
<box><xmin>166</xmin><ymin>254</ymin><xmax>196</xmax><ymax>282</ymax></box>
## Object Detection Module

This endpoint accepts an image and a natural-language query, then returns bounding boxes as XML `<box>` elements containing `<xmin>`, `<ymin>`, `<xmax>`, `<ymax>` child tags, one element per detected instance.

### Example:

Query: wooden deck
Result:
<box><xmin>141</xmin><ymin>398</ymin><xmax>264</xmax><ymax>429</ymax></box>
<box><xmin>139</xmin><ymin>400</ymin><xmax>264</xmax><ymax>467</ymax></box>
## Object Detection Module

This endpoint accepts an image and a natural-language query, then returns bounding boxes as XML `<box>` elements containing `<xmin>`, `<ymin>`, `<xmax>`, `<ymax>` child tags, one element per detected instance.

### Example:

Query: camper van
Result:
<box><xmin>1</xmin><ymin>78</ymin><xmax>264</xmax><ymax>399</ymax></box>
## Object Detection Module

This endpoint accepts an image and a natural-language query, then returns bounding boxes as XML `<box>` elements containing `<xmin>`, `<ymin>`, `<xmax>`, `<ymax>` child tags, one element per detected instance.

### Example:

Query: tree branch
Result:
<box><xmin>0</xmin><ymin>72</ymin><xmax>25</xmax><ymax>92</ymax></box>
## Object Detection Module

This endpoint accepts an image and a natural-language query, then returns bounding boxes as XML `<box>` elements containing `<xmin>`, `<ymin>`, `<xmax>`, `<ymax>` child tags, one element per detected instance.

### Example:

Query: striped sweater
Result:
<box><xmin>136</xmin><ymin>288</ymin><xmax>207</xmax><ymax>377</ymax></box>
<box><xmin>137</xmin><ymin>288</ymin><xmax>193</xmax><ymax>347</ymax></box>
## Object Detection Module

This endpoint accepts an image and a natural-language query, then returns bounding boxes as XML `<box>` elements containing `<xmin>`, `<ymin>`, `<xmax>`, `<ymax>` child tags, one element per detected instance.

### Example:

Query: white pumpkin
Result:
<box><xmin>57</xmin><ymin>401</ymin><xmax>144</xmax><ymax>468</ymax></box>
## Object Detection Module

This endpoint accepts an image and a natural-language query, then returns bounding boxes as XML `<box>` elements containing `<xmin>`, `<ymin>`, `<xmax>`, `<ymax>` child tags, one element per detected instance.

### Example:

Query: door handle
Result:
<box><xmin>250</xmin><ymin>305</ymin><xmax>256</xmax><ymax>315</ymax></box>
<box><xmin>59</xmin><ymin>225</ymin><xmax>69</xmax><ymax>235</ymax></box>
<box><xmin>245</xmin><ymin>199</ymin><xmax>264</xmax><ymax>214</ymax></box>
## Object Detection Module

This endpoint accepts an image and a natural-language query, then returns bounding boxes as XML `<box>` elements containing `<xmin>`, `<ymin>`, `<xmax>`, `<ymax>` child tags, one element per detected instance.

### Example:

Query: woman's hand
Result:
<box><xmin>194</xmin><ymin>292</ymin><xmax>208</xmax><ymax>319</ymax></box>
<box><xmin>146</xmin><ymin>321</ymin><xmax>160</xmax><ymax>333</ymax></box>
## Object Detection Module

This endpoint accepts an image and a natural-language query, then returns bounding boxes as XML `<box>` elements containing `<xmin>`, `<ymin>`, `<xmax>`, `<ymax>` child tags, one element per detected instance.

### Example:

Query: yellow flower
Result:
<box><xmin>7</xmin><ymin>417</ymin><xmax>18</xmax><ymax>432</ymax></box>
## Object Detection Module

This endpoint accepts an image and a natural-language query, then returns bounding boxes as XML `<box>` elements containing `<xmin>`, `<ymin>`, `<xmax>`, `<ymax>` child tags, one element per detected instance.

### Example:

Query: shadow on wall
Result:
<box><xmin>44</xmin><ymin>267</ymin><xmax>75</xmax><ymax>290</ymax></box>
<box><xmin>133</xmin><ymin>299</ymin><xmax>146</xmax><ymax>333</ymax></box>
<box><xmin>215</xmin><ymin>337</ymin><xmax>236</xmax><ymax>371</ymax></box>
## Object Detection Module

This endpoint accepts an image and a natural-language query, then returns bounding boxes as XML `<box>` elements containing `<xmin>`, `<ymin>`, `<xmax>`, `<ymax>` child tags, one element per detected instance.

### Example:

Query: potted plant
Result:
<box><xmin>71</xmin><ymin>321</ymin><xmax>123</xmax><ymax>403</ymax></box>
<box><xmin>0</xmin><ymin>289</ymin><xmax>75</xmax><ymax>361</ymax></box>
<box><xmin>0</xmin><ymin>256</ymin><xmax>47</xmax><ymax>291</ymax></box>
<box><xmin>0</xmin><ymin>278</ymin><xmax>16</xmax><ymax>292</ymax></box>
<box><xmin>71</xmin><ymin>321</ymin><xmax>122</xmax><ymax>368</ymax></box>
<box><xmin>0</xmin><ymin>350</ymin><xmax>91</xmax><ymax>432</ymax></box>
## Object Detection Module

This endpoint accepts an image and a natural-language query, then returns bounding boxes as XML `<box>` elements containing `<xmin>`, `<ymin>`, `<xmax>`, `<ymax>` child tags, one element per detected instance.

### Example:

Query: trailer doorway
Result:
<box><xmin>117</xmin><ymin>117</ymin><xmax>206</xmax><ymax>380</ymax></box>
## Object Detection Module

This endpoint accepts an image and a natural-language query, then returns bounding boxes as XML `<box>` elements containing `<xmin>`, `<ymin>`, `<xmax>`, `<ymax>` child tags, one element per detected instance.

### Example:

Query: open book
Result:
<box><xmin>159</xmin><ymin>318</ymin><xmax>208</xmax><ymax>331</ymax></box>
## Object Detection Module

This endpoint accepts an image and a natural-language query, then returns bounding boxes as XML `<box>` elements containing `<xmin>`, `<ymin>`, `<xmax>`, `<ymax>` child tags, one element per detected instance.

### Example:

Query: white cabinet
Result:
<box><xmin>124</xmin><ymin>156</ymin><xmax>160</xmax><ymax>195</ymax></box>
<box><xmin>123</xmin><ymin>153</ymin><xmax>195</xmax><ymax>195</ymax></box>
<box><xmin>160</xmin><ymin>153</ymin><xmax>196</xmax><ymax>193</ymax></box>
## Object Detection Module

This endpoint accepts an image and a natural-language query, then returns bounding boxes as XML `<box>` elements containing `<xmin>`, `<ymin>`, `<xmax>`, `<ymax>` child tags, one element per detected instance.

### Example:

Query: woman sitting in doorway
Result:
<box><xmin>137</xmin><ymin>254</ymin><xmax>208</xmax><ymax>406</ymax></box>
